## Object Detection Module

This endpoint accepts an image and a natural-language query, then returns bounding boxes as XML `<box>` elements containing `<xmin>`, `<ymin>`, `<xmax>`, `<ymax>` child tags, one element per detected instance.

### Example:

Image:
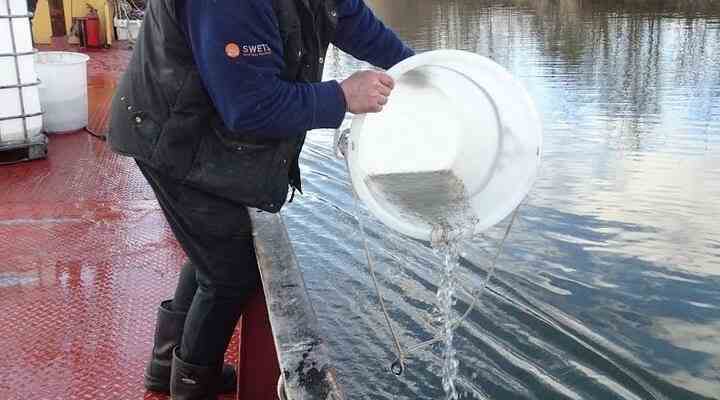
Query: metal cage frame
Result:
<box><xmin>0</xmin><ymin>4</ymin><xmax>47</xmax><ymax>164</ymax></box>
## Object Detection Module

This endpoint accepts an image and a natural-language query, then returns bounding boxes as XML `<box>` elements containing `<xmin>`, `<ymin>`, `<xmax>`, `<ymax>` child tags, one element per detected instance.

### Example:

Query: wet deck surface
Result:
<box><xmin>0</xmin><ymin>44</ymin><xmax>238</xmax><ymax>400</ymax></box>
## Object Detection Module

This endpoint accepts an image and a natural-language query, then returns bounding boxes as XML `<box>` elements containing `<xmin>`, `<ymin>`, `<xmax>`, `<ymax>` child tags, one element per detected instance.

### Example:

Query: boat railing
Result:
<box><xmin>249</xmin><ymin>210</ymin><xmax>346</xmax><ymax>400</ymax></box>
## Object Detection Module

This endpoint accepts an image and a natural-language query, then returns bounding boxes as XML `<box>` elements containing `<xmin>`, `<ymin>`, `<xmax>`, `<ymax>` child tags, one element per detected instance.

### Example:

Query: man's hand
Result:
<box><xmin>340</xmin><ymin>71</ymin><xmax>395</xmax><ymax>114</ymax></box>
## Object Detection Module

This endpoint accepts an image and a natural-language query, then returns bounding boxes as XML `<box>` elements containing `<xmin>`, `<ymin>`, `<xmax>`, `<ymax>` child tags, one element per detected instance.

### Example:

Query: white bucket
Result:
<box><xmin>114</xmin><ymin>18</ymin><xmax>129</xmax><ymax>41</ymax></box>
<box><xmin>347</xmin><ymin>50</ymin><xmax>543</xmax><ymax>241</ymax></box>
<box><xmin>35</xmin><ymin>51</ymin><xmax>90</xmax><ymax>133</ymax></box>
<box><xmin>127</xmin><ymin>20</ymin><xmax>141</xmax><ymax>40</ymax></box>
<box><xmin>0</xmin><ymin>0</ymin><xmax>43</xmax><ymax>144</ymax></box>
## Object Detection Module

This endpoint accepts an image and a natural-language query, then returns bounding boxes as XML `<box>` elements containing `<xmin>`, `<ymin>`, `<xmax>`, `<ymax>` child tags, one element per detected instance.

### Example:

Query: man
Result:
<box><xmin>108</xmin><ymin>0</ymin><xmax>413</xmax><ymax>398</ymax></box>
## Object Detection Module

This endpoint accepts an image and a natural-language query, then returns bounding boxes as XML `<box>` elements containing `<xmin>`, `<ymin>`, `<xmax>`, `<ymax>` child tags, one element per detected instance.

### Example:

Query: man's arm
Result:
<box><xmin>333</xmin><ymin>0</ymin><xmax>415</xmax><ymax>70</ymax></box>
<box><xmin>180</xmin><ymin>0</ymin><xmax>347</xmax><ymax>139</ymax></box>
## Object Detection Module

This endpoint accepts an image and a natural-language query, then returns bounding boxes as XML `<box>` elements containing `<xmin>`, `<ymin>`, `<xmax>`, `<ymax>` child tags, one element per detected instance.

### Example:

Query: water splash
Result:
<box><xmin>435</xmin><ymin>242</ymin><xmax>461</xmax><ymax>400</ymax></box>
<box><xmin>362</xmin><ymin>169</ymin><xmax>479</xmax><ymax>398</ymax></box>
<box><xmin>414</xmin><ymin>175</ymin><xmax>477</xmax><ymax>400</ymax></box>
<box><xmin>429</xmin><ymin>192</ymin><xmax>478</xmax><ymax>400</ymax></box>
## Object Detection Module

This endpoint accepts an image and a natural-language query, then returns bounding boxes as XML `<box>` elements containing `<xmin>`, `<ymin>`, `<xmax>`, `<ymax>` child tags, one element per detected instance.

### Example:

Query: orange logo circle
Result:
<box><xmin>225</xmin><ymin>43</ymin><xmax>240</xmax><ymax>58</ymax></box>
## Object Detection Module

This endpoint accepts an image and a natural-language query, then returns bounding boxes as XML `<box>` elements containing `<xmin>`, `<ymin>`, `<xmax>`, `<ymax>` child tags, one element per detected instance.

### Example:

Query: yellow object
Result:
<box><xmin>30</xmin><ymin>0</ymin><xmax>52</xmax><ymax>44</ymax></box>
<box><xmin>31</xmin><ymin>0</ymin><xmax>114</xmax><ymax>46</ymax></box>
<box><xmin>104</xmin><ymin>2</ymin><xmax>113</xmax><ymax>45</ymax></box>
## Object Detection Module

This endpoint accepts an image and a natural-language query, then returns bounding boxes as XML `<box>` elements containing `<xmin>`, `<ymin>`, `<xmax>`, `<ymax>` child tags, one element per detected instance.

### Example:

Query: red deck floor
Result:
<box><xmin>0</xmin><ymin>44</ymin><xmax>239</xmax><ymax>400</ymax></box>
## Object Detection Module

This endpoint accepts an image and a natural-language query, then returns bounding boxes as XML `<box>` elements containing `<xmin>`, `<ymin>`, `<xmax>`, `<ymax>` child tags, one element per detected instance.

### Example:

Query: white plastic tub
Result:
<box><xmin>0</xmin><ymin>0</ymin><xmax>43</xmax><ymax>144</ymax></box>
<box><xmin>347</xmin><ymin>50</ymin><xmax>543</xmax><ymax>241</ymax></box>
<box><xmin>35</xmin><ymin>51</ymin><xmax>90</xmax><ymax>133</ymax></box>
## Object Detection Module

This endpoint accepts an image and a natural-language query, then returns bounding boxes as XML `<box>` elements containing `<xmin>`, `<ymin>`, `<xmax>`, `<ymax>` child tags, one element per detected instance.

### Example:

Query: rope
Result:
<box><xmin>346</xmin><ymin>156</ymin><xmax>407</xmax><ymax>375</ymax></box>
<box><xmin>277</xmin><ymin>374</ymin><xmax>287</xmax><ymax>400</ymax></box>
<box><xmin>341</xmin><ymin>133</ymin><xmax>520</xmax><ymax>375</ymax></box>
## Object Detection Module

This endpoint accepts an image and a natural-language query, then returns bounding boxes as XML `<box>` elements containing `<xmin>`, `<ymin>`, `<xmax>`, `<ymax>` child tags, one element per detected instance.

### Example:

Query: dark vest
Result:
<box><xmin>108</xmin><ymin>0</ymin><xmax>338</xmax><ymax>213</ymax></box>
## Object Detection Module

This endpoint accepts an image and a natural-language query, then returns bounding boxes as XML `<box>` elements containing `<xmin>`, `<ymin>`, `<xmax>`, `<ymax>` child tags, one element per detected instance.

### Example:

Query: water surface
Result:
<box><xmin>285</xmin><ymin>1</ymin><xmax>720</xmax><ymax>398</ymax></box>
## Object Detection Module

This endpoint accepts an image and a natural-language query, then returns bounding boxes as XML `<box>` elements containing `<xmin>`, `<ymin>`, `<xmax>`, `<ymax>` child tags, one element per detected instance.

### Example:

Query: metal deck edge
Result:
<box><xmin>249</xmin><ymin>210</ymin><xmax>345</xmax><ymax>400</ymax></box>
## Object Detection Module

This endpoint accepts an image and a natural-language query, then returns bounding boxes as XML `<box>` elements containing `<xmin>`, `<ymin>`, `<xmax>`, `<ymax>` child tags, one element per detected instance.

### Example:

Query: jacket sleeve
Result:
<box><xmin>180</xmin><ymin>0</ymin><xmax>347</xmax><ymax>139</ymax></box>
<box><xmin>333</xmin><ymin>0</ymin><xmax>415</xmax><ymax>70</ymax></box>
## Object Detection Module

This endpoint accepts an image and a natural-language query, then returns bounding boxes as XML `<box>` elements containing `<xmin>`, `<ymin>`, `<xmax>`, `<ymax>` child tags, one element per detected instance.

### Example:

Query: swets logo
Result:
<box><xmin>242</xmin><ymin>44</ymin><xmax>272</xmax><ymax>56</ymax></box>
<box><xmin>224</xmin><ymin>42</ymin><xmax>273</xmax><ymax>58</ymax></box>
<box><xmin>225</xmin><ymin>42</ymin><xmax>272</xmax><ymax>58</ymax></box>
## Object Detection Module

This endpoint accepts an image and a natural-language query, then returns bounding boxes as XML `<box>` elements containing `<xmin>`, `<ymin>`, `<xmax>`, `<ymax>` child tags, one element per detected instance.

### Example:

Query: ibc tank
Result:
<box><xmin>0</xmin><ymin>0</ymin><xmax>43</xmax><ymax>145</ymax></box>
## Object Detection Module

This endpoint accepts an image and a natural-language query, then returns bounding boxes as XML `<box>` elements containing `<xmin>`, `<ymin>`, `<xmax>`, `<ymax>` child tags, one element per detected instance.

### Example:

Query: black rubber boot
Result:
<box><xmin>144</xmin><ymin>300</ymin><xmax>237</xmax><ymax>394</ymax></box>
<box><xmin>170</xmin><ymin>348</ymin><xmax>221</xmax><ymax>400</ymax></box>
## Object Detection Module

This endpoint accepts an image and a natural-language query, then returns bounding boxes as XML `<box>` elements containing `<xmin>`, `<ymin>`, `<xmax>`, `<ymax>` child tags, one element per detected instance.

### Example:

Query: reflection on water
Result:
<box><xmin>285</xmin><ymin>1</ymin><xmax>720</xmax><ymax>399</ymax></box>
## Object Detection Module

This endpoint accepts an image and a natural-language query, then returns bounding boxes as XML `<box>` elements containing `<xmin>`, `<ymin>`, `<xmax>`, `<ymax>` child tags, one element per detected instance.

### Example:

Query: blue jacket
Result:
<box><xmin>177</xmin><ymin>0</ymin><xmax>415</xmax><ymax>139</ymax></box>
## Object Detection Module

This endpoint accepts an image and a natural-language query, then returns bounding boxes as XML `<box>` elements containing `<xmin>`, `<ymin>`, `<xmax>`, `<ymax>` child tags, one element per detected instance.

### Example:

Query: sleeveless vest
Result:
<box><xmin>108</xmin><ymin>0</ymin><xmax>339</xmax><ymax>212</ymax></box>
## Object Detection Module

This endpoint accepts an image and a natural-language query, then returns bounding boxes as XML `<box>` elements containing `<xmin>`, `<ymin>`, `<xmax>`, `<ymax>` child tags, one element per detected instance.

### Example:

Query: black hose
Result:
<box><xmin>84</xmin><ymin>126</ymin><xmax>106</xmax><ymax>141</ymax></box>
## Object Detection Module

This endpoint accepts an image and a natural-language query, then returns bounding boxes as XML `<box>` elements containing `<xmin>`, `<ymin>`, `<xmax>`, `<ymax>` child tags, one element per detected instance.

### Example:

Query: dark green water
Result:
<box><xmin>284</xmin><ymin>1</ymin><xmax>720</xmax><ymax>398</ymax></box>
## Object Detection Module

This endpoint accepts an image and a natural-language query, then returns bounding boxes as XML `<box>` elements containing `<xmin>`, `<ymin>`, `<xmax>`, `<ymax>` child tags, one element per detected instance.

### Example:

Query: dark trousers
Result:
<box><xmin>136</xmin><ymin>160</ymin><xmax>261</xmax><ymax>366</ymax></box>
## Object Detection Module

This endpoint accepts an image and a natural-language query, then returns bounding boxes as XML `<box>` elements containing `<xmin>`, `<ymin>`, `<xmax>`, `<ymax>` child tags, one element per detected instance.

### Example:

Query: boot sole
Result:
<box><xmin>144</xmin><ymin>373</ymin><xmax>170</xmax><ymax>394</ymax></box>
<box><xmin>144</xmin><ymin>372</ymin><xmax>236</xmax><ymax>394</ymax></box>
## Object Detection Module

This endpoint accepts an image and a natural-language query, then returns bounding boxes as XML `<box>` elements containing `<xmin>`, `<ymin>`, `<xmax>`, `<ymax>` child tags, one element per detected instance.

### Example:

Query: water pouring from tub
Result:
<box><xmin>335</xmin><ymin>50</ymin><xmax>542</xmax><ymax>399</ymax></box>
